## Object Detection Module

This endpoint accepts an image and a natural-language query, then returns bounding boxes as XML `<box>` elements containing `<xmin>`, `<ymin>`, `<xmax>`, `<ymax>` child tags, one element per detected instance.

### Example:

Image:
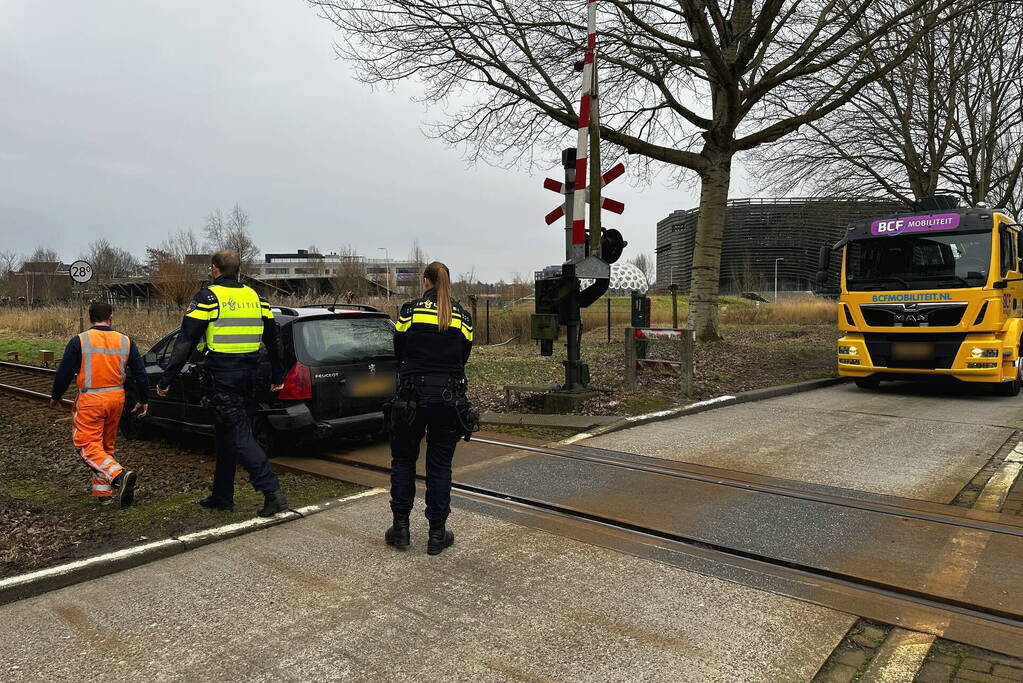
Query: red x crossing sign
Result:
<box><xmin>543</xmin><ymin>162</ymin><xmax>626</xmax><ymax>225</ymax></box>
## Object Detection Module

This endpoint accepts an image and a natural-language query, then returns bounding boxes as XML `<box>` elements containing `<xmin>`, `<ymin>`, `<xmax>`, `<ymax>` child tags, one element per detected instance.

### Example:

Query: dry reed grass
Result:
<box><xmin>0</xmin><ymin>294</ymin><xmax>835</xmax><ymax>350</ymax></box>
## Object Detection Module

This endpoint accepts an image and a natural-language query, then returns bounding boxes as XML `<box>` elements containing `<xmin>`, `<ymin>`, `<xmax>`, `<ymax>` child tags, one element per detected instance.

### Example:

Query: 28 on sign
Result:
<box><xmin>69</xmin><ymin>260</ymin><xmax>93</xmax><ymax>284</ymax></box>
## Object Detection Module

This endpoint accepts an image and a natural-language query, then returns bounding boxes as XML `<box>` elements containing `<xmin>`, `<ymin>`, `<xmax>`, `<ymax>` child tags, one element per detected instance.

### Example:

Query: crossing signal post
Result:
<box><xmin>531</xmin><ymin>0</ymin><xmax>628</xmax><ymax>400</ymax></box>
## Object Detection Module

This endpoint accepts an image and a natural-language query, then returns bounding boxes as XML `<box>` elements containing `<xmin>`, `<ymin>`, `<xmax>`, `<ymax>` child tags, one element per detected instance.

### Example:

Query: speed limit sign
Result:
<box><xmin>69</xmin><ymin>260</ymin><xmax>93</xmax><ymax>284</ymax></box>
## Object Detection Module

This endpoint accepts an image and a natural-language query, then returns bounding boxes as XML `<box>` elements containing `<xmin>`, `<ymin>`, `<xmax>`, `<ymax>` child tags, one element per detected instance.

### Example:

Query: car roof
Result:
<box><xmin>269</xmin><ymin>304</ymin><xmax>391</xmax><ymax>322</ymax></box>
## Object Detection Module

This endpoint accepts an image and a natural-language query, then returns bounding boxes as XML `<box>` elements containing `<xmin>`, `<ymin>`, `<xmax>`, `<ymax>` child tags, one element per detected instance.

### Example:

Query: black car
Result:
<box><xmin>123</xmin><ymin>304</ymin><xmax>397</xmax><ymax>456</ymax></box>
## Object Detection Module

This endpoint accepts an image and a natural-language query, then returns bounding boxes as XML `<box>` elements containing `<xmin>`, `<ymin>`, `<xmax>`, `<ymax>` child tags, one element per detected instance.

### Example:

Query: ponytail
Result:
<box><xmin>424</xmin><ymin>261</ymin><xmax>452</xmax><ymax>331</ymax></box>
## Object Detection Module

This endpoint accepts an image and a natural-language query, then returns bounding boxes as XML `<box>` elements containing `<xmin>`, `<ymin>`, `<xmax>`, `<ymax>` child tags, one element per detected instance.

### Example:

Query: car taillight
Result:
<box><xmin>278</xmin><ymin>362</ymin><xmax>312</xmax><ymax>401</ymax></box>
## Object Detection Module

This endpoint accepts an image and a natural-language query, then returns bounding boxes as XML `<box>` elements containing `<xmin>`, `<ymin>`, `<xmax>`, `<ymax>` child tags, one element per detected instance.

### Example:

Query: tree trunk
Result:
<box><xmin>688</xmin><ymin>152</ymin><xmax>733</xmax><ymax>343</ymax></box>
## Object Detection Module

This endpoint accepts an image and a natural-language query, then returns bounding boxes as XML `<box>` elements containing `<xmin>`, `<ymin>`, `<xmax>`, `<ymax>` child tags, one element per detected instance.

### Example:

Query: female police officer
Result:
<box><xmin>386</xmin><ymin>261</ymin><xmax>475</xmax><ymax>555</ymax></box>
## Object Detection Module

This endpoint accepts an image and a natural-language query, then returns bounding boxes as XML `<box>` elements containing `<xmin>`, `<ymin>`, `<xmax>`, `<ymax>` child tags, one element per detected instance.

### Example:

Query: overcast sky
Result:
<box><xmin>0</xmin><ymin>1</ymin><xmax>751</xmax><ymax>282</ymax></box>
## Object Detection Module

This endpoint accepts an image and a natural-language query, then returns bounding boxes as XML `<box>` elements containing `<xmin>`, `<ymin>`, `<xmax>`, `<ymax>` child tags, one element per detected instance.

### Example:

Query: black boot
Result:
<box><xmin>427</xmin><ymin>527</ymin><xmax>454</xmax><ymax>556</ymax></box>
<box><xmin>113</xmin><ymin>471</ymin><xmax>138</xmax><ymax>509</ymax></box>
<box><xmin>198</xmin><ymin>494</ymin><xmax>235</xmax><ymax>512</ymax></box>
<box><xmin>385</xmin><ymin>516</ymin><xmax>411</xmax><ymax>550</ymax></box>
<box><xmin>257</xmin><ymin>489</ymin><xmax>288</xmax><ymax>517</ymax></box>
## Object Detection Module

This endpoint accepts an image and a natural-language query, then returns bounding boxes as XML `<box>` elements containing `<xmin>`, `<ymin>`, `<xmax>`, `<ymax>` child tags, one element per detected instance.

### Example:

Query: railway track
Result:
<box><xmin>301</xmin><ymin>438</ymin><xmax>1023</xmax><ymax>658</ymax></box>
<box><xmin>3</xmin><ymin>361</ymin><xmax>1022</xmax><ymax>657</ymax></box>
<box><xmin>0</xmin><ymin>361</ymin><xmax>69</xmax><ymax>404</ymax></box>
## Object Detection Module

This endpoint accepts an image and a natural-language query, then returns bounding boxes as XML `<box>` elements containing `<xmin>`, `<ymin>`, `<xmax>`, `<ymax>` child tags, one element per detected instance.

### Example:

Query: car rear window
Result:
<box><xmin>294</xmin><ymin>316</ymin><xmax>395</xmax><ymax>365</ymax></box>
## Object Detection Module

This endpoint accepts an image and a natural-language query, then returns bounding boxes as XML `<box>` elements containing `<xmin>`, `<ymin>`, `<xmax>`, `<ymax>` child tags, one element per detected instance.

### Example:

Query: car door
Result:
<box><xmin>143</xmin><ymin>331</ymin><xmax>185</xmax><ymax>424</ymax></box>
<box><xmin>180</xmin><ymin>347</ymin><xmax>214</xmax><ymax>431</ymax></box>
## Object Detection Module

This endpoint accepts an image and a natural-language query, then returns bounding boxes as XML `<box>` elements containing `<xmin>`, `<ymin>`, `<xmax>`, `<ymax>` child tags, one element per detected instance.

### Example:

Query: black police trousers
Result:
<box><xmin>206</xmin><ymin>367</ymin><xmax>280</xmax><ymax>502</ymax></box>
<box><xmin>389</xmin><ymin>396</ymin><xmax>462</xmax><ymax>528</ymax></box>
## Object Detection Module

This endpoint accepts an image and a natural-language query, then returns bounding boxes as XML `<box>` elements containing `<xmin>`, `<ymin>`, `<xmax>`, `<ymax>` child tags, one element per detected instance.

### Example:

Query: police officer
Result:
<box><xmin>156</xmin><ymin>249</ymin><xmax>288</xmax><ymax>517</ymax></box>
<box><xmin>386</xmin><ymin>261</ymin><xmax>475</xmax><ymax>555</ymax></box>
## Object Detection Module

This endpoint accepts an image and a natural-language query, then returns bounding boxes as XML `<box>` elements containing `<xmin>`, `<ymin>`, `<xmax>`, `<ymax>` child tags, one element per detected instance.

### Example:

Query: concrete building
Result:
<box><xmin>654</xmin><ymin>197</ymin><xmax>903</xmax><ymax>295</ymax></box>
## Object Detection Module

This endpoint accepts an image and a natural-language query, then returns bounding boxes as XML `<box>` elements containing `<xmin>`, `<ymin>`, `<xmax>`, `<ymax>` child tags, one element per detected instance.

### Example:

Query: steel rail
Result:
<box><xmin>0</xmin><ymin>360</ymin><xmax>57</xmax><ymax>375</ymax></box>
<box><xmin>0</xmin><ymin>382</ymin><xmax>72</xmax><ymax>406</ymax></box>
<box><xmin>327</xmin><ymin>453</ymin><xmax>1023</xmax><ymax>641</ymax></box>
<box><xmin>472</xmin><ymin>436</ymin><xmax>1023</xmax><ymax>537</ymax></box>
<box><xmin>0</xmin><ymin>362</ymin><xmax>69</xmax><ymax>405</ymax></box>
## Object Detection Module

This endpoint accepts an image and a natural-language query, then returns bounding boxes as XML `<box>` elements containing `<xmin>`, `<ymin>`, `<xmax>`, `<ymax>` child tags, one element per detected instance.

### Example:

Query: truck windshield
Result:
<box><xmin>845</xmin><ymin>230</ymin><xmax>991</xmax><ymax>291</ymax></box>
<box><xmin>294</xmin><ymin>317</ymin><xmax>395</xmax><ymax>365</ymax></box>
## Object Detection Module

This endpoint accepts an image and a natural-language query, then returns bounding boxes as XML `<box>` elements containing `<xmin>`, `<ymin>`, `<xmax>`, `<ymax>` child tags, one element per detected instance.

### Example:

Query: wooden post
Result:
<box><xmin>624</xmin><ymin>327</ymin><xmax>637</xmax><ymax>390</ymax></box>
<box><xmin>679</xmin><ymin>328</ymin><xmax>695</xmax><ymax>397</ymax></box>
<box><xmin>486</xmin><ymin>298</ymin><xmax>491</xmax><ymax>345</ymax></box>
<box><xmin>669</xmin><ymin>284</ymin><xmax>679</xmax><ymax>329</ymax></box>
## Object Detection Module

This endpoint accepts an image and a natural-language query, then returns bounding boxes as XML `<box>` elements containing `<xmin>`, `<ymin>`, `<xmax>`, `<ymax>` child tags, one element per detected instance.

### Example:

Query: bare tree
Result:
<box><xmin>0</xmin><ymin>250</ymin><xmax>20</xmax><ymax>299</ymax></box>
<box><xmin>147</xmin><ymin>229</ymin><xmax>206</xmax><ymax>308</ymax></box>
<box><xmin>628</xmin><ymin>253</ymin><xmax>654</xmax><ymax>284</ymax></box>
<box><xmin>406</xmin><ymin>239</ymin><xmax>428</xmax><ymax>295</ymax></box>
<box><xmin>311</xmin><ymin>0</ymin><xmax>989</xmax><ymax>340</ymax></box>
<box><xmin>453</xmin><ymin>266</ymin><xmax>480</xmax><ymax>302</ymax></box>
<box><xmin>756</xmin><ymin>3</ymin><xmax>1023</xmax><ymax>210</ymax></box>
<box><xmin>26</xmin><ymin>246</ymin><xmax>60</xmax><ymax>264</ymax></box>
<box><xmin>204</xmin><ymin>203</ymin><xmax>260</xmax><ymax>271</ymax></box>
<box><xmin>85</xmin><ymin>238</ymin><xmax>139</xmax><ymax>286</ymax></box>
<box><xmin>332</xmin><ymin>245</ymin><xmax>368</xmax><ymax>300</ymax></box>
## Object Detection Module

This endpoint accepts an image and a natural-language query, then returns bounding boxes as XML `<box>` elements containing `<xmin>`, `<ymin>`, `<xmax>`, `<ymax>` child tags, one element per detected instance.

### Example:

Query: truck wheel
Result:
<box><xmin>854</xmin><ymin>377</ymin><xmax>880</xmax><ymax>390</ymax></box>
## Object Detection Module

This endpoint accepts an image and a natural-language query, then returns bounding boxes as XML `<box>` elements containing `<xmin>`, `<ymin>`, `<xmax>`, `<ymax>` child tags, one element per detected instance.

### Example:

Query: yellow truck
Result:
<box><xmin>821</xmin><ymin>205</ymin><xmax>1023</xmax><ymax>395</ymax></box>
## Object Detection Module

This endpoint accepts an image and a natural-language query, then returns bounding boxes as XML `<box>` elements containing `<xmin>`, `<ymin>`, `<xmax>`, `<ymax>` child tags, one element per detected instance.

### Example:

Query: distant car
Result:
<box><xmin>121</xmin><ymin>304</ymin><xmax>397</xmax><ymax>456</ymax></box>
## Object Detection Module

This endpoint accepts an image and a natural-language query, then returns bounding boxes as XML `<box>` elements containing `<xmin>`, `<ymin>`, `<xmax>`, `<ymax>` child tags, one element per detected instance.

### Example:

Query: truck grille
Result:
<box><xmin>859</xmin><ymin>302</ymin><xmax>967</xmax><ymax>327</ymax></box>
<box><xmin>863</xmin><ymin>332</ymin><xmax>966</xmax><ymax>369</ymax></box>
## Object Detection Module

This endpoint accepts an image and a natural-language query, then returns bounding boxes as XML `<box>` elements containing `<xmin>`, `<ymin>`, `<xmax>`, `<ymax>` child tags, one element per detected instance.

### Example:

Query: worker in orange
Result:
<box><xmin>50</xmin><ymin>302</ymin><xmax>148</xmax><ymax>507</ymax></box>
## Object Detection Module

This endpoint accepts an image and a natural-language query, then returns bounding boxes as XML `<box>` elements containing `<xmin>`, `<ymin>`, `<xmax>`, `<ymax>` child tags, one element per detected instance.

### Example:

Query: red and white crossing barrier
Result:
<box><xmin>635</xmin><ymin>359</ymin><xmax>683</xmax><ymax>375</ymax></box>
<box><xmin>541</xmin><ymin>0</ymin><xmax>625</xmax><ymax>259</ymax></box>
<box><xmin>633</xmin><ymin>328</ymin><xmax>694</xmax><ymax>342</ymax></box>
<box><xmin>625</xmin><ymin>327</ymin><xmax>695</xmax><ymax>395</ymax></box>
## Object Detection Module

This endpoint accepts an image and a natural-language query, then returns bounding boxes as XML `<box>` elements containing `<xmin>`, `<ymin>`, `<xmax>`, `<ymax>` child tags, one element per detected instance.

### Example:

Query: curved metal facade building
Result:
<box><xmin>655</xmin><ymin>197</ymin><xmax>903</xmax><ymax>294</ymax></box>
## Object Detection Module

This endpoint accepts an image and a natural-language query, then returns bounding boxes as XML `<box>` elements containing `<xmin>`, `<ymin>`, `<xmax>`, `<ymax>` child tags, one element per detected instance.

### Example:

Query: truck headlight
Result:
<box><xmin>971</xmin><ymin>348</ymin><xmax>1000</xmax><ymax>358</ymax></box>
<box><xmin>838</xmin><ymin>345</ymin><xmax>858</xmax><ymax>355</ymax></box>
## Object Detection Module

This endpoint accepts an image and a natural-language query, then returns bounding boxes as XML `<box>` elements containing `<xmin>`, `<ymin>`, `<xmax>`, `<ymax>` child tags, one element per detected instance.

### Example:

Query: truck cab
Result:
<box><xmin>828</xmin><ymin>206</ymin><xmax>1023</xmax><ymax>395</ymax></box>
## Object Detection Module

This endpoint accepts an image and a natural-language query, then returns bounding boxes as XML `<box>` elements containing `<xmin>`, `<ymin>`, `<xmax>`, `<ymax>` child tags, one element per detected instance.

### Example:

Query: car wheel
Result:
<box><xmin>854</xmin><ymin>377</ymin><xmax>880</xmax><ymax>390</ymax></box>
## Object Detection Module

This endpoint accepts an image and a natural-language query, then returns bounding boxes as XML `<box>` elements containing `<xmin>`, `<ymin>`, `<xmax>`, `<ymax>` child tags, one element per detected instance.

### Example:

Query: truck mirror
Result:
<box><xmin>817</xmin><ymin>246</ymin><xmax>831</xmax><ymax>271</ymax></box>
<box><xmin>816</xmin><ymin>270</ymin><xmax>828</xmax><ymax>286</ymax></box>
<box><xmin>994</xmin><ymin>280</ymin><xmax>1008</xmax><ymax>289</ymax></box>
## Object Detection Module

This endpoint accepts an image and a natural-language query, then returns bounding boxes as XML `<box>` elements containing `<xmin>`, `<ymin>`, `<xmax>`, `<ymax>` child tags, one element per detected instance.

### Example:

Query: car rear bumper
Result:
<box><xmin>264</xmin><ymin>403</ymin><xmax>385</xmax><ymax>439</ymax></box>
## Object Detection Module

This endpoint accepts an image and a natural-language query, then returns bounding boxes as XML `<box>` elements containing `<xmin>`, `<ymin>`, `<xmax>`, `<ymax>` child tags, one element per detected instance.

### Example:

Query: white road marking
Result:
<box><xmin>0</xmin><ymin>490</ymin><xmax>385</xmax><ymax>596</ymax></box>
<box><xmin>861</xmin><ymin>628</ymin><xmax>935</xmax><ymax>682</ymax></box>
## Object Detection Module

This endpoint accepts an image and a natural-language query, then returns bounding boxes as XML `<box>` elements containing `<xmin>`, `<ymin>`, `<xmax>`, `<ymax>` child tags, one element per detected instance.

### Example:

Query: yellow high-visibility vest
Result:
<box><xmin>202</xmin><ymin>284</ymin><xmax>266</xmax><ymax>354</ymax></box>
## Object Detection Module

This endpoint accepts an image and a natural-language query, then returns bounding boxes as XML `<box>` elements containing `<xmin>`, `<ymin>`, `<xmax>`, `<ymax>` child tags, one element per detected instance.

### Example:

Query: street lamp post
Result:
<box><xmin>377</xmin><ymin>247</ymin><xmax>390</xmax><ymax>299</ymax></box>
<box><xmin>774</xmin><ymin>257</ymin><xmax>784</xmax><ymax>301</ymax></box>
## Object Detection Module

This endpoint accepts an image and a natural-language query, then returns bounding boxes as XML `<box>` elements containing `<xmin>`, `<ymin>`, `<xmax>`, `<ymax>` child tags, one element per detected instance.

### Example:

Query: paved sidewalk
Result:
<box><xmin>0</xmin><ymin>493</ymin><xmax>853</xmax><ymax>682</ymax></box>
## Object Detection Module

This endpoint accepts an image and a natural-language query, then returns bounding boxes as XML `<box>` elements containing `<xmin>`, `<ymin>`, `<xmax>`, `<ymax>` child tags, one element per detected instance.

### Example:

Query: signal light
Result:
<box><xmin>279</xmin><ymin>362</ymin><xmax>312</xmax><ymax>400</ymax></box>
<box><xmin>600</xmin><ymin>228</ymin><xmax>627</xmax><ymax>264</ymax></box>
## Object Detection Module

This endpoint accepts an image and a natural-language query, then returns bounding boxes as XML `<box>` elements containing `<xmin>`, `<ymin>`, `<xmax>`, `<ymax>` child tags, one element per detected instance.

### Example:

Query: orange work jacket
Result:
<box><xmin>77</xmin><ymin>328</ymin><xmax>130</xmax><ymax>394</ymax></box>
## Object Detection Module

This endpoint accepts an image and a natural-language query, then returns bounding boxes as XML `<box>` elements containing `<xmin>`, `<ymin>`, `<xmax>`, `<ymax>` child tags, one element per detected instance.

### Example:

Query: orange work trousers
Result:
<box><xmin>72</xmin><ymin>390</ymin><xmax>125</xmax><ymax>498</ymax></box>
